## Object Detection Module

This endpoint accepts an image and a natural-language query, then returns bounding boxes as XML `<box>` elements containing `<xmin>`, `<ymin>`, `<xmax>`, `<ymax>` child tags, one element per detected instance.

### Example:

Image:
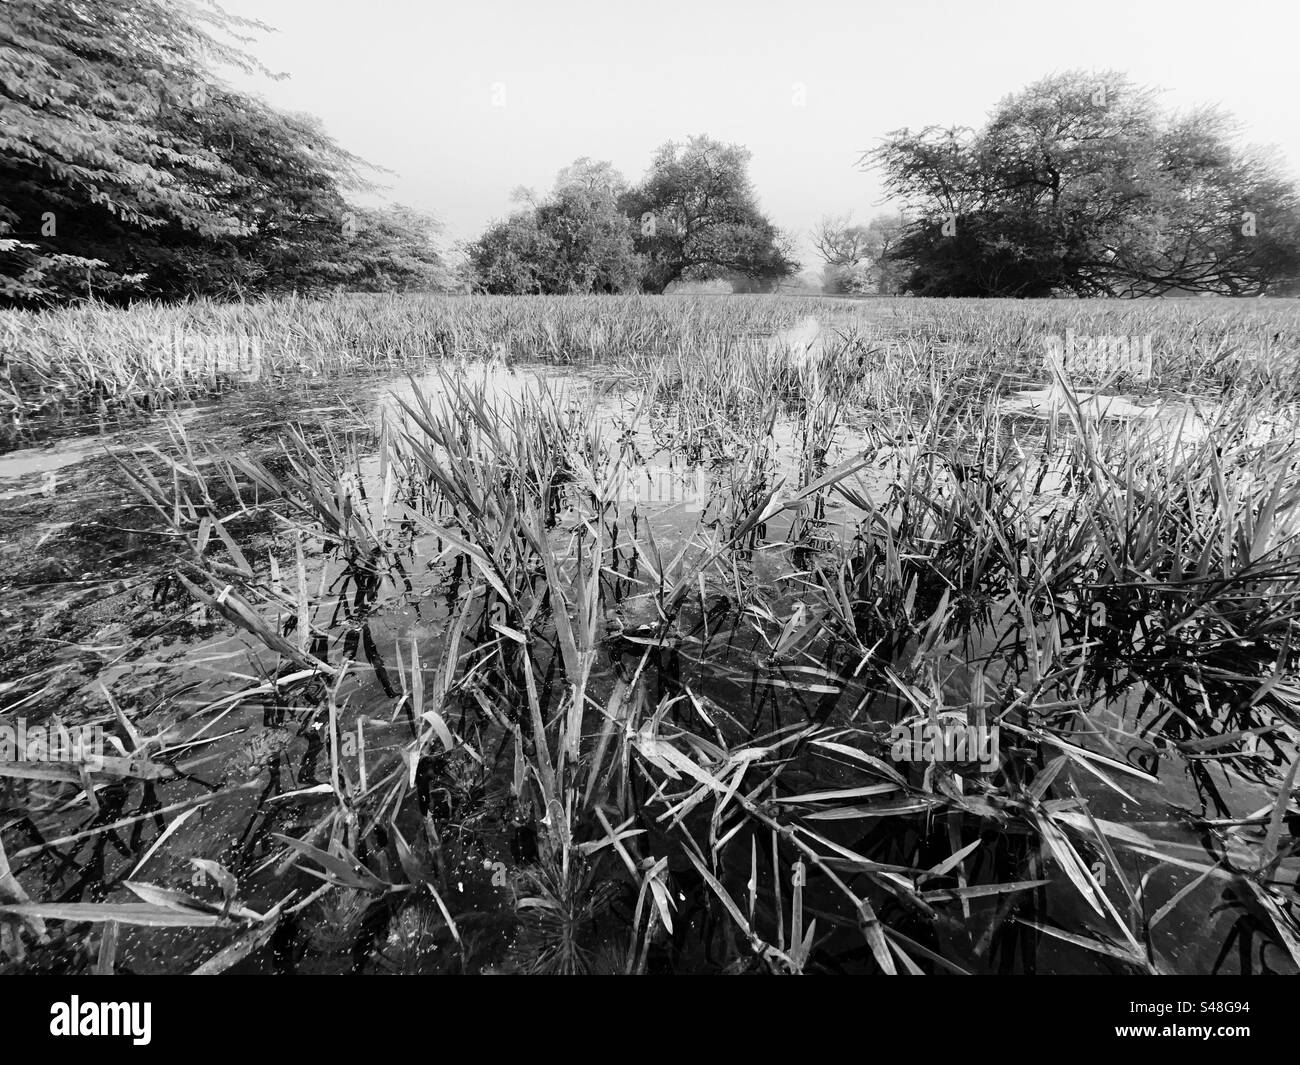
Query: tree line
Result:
<box><xmin>819</xmin><ymin>72</ymin><xmax>1300</xmax><ymax>297</ymax></box>
<box><xmin>1</xmin><ymin>0</ymin><xmax>450</xmax><ymax>305</ymax></box>
<box><xmin>4</xmin><ymin>2</ymin><xmax>1298</xmax><ymax>304</ymax></box>
<box><xmin>1</xmin><ymin>1</ymin><xmax>797</xmax><ymax>304</ymax></box>
<box><xmin>465</xmin><ymin>144</ymin><xmax>798</xmax><ymax>295</ymax></box>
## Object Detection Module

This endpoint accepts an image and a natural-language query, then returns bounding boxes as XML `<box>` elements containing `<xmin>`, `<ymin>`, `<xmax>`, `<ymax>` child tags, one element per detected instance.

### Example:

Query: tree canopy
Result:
<box><xmin>812</xmin><ymin>212</ymin><xmax>906</xmax><ymax>294</ymax></box>
<box><xmin>466</xmin><ymin>138</ymin><xmax>797</xmax><ymax>295</ymax></box>
<box><xmin>621</xmin><ymin>137</ymin><xmax>797</xmax><ymax>294</ymax></box>
<box><xmin>467</xmin><ymin>159</ymin><xmax>642</xmax><ymax>294</ymax></box>
<box><xmin>0</xmin><ymin>0</ymin><xmax>449</xmax><ymax>304</ymax></box>
<box><xmin>864</xmin><ymin>72</ymin><xmax>1300</xmax><ymax>296</ymax></box>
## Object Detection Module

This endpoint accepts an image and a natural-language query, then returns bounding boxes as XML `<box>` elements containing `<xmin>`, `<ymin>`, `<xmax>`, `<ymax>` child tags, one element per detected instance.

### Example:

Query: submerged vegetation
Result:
<box><xmin>2</xmin><ymin>293</ymin><xmax>1299</xmax><ymax>974</ymax></box>
<box><xmin>6</xmin><ymin>292</ymin><xmax>1300</xmax><ymax>443</ymax></box>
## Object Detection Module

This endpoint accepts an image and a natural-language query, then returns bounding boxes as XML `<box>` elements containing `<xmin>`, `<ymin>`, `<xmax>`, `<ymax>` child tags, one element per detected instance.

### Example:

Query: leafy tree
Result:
<box><xmin>866</xmin><ymin>72</ymin><xmax>1300</xmax><ymax>296</ymax></box>
<box><xmin>333</xmin><ymin>205</ymin><xmax>451</xmax><ymax>293</ymax></box>
<box><xmin>467</xmin><ymin>159</ymin><xmax>641</xmax><ymax>294</ymax></box>
<box><xmin>535</xmin><ymin>166</ymin><xmax>641</xmax><ymax>292</ymax></box>
<box><xmin>467</xmin><ymin>140</ymin><xmax>796</xmax><ymax>295</ymax></box>
<box><xmin>1</xmin><ymin>0</ymin><xmax>448</xmax><ymax>303</ymax></box>
<box><xmin>1</xmin><ymin>0</ymin><xmax>260</xmax><ymax>300</ymax></box>
<box><xmin>467</xmin><ymin>212</ymin><xmax>555</xmax><ymax>295</ymax></box>
<box><xmin>65</xmin><ymin>89</ymin><xmax>379</xmax><ymax>300</ymax></box>
<box><xmin>812</xmin><ymin>214</ymin><xmax>874</xmax><ymax>266</ymax></box>
<box><xmin>621</xmin><ymin>136</ymin><xmax>798</xmax><ymax>293</ymax></box>
<box><xmin>553</xmin><ymin>157</ymin><xmax>628</xmax><ymax>198</ymax></box>
<box><xmin>813</xmin><ymin>212</ymin><xmax>905</xmax><ymax>293</ymax></box>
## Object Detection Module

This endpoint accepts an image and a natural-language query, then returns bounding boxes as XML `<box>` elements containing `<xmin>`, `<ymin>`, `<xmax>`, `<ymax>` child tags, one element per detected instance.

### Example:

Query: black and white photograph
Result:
<box><xmin>0</xmin><ymin>0</ymin><xmax>1297</xmax><ymax>1018</ymax></box>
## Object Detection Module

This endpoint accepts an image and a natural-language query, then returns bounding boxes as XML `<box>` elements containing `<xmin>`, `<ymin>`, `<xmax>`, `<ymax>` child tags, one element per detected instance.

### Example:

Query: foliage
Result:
<box><xmin>621</xmin><ymin>136</ymin><xmax>798</xmax><ymax>293</ymax></box>
<box><xmin>3</xmin><ymin>294</ymin><xmax>1300</xmax><ymax>975</ymax></box>
<box><xmin>467</xmin><ymin>160</ymin><xmax>642</xmax><ymax>294</ymax></box>
<box><xmin>867</xmin><ymin>72</ymin><xmax>1300</xmax><ymax>296</ymax></box>
<box><xmin>813</xmin><ymin>212</ymin><xmax>906</xmax><ymax>294</ymax></box>
<box><xmin>469</xmin><ymin>139</ymin><xmax>799</xmax><ymax>295</ymax></box>
<box><xmin>0</xmin><ymin>0</ymin><xmax>447</xmax><ymax>305</ymax></box>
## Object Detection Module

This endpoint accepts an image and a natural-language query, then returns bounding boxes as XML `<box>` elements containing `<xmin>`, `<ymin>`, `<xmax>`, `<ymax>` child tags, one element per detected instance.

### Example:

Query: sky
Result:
<box><xmin>216</xmin><ymin>0</ymin><xmax>1300</xmax><ymax>271</ymax></box>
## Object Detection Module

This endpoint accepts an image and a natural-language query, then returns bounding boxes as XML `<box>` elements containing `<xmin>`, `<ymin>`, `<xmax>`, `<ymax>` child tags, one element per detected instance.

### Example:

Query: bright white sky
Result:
<box><xmin>217</xmin><ymin>0</ymin><xmax>1300</xmax><ymax>271</ymax></box>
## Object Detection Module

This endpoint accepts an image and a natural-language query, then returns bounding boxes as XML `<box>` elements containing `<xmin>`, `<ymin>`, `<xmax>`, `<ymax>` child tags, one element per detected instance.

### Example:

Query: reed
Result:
<box><xmin>3</xmin><ymin>292</ymin><xmax>1298</xmax><ymax>975</ymax></box>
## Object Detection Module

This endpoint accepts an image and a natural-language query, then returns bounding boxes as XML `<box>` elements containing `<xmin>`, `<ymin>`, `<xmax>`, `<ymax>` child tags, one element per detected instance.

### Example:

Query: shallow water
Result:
<box><xmin>2</xmin><ymin>321</ymin><xmax>1295</xmax><ymax>975</ymax></box>
<box><xmin>1003</xmin><ymin>383</ymin><xmax>1300</xmax><ymax>452</ymax></box>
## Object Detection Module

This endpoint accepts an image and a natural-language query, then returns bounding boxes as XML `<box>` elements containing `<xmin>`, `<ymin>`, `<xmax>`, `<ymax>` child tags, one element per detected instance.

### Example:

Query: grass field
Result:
<box><xmin>2</xmin><ymin>293</ymin><xmax>1299</xmax><ymax>974</ymax></box>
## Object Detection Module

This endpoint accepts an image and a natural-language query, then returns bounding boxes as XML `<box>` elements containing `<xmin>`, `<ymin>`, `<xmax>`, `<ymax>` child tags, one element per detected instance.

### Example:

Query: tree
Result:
<box><xmin>813</xmin><ymin>212</ymin><xmax>905</xmax><ymax>293</ymax></box>
<box><xmin>87</xmin><ymin>90</ymin><xmax>374</xmax><ymax>300</ymax></box>
<box><xmin>812</xmin><ymin>213</ymin><xmax>873</xmax><ymax>265</ymax></box>
<box><xmin>621</xmin><ymin>136</ymin><xmax>798</xmax><ymax>293</ymax></box>
<box><xmin>536</xmin><ymin>162</ymin><xmax>641</xmax><ymax>292</ymax></box>
<box><xmin>467</xmin><ymin>212</ymin><xmax>552</xmax><ymax>295</ymax></box>
<box><xmin>553</xmin><ymin>157</ymin><xmax>628</xmax><ymax>199</ymax></box>
<box><xmin>467</xmin><ymin>139</ymin><xmax>798</xmax><ymax>296</ymax></box>
<box><xmin>864</xmin><ymin>72</ymin><xmax>1300</xmax><ymax>296</ymax></box>
<box><xmin>335</xmin><ymin>205</ymin><xmax>451</xmax><ymax>292</ymax></box>
<box><xmin>467</xmin><ymin>159</ymin><xmax>641</xmax><ymax>294</ymax></box>
<box><xmin>1</xmin><ymin>0</ymin><xmax>261</xmax><ymax>301</ymax></box>
<box><xmin>0</xmin><ymin>0</ymin><xmax>449</xmax><ymax>303</ymax></box>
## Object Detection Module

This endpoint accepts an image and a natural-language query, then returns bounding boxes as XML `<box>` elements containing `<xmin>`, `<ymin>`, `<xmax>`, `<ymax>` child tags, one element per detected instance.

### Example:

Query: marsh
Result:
<box><xmin>1</xmin><ymin>293</ymin><xmax>1297</xmax><ymax>975</ymax></box>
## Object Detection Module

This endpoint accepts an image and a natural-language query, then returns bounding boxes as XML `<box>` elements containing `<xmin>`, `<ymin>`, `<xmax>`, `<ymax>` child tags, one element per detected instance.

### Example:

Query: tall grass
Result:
<box><xmin>3</xmin><ymin>293</ymin><xmax>1298</xmax><ymax>974</ymax></box>
<box><xmin>6</xmin><ymin>293</ymin><xmax>1300</xmax><ymax>446</ymax></box>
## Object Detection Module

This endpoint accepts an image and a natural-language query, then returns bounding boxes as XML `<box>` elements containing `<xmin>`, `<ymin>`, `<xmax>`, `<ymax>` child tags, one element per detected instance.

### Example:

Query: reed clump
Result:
<box><xmin>2</xmin><ymin>293</ymin><xmax>1298</xmax><ymax>975</ymax></box>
